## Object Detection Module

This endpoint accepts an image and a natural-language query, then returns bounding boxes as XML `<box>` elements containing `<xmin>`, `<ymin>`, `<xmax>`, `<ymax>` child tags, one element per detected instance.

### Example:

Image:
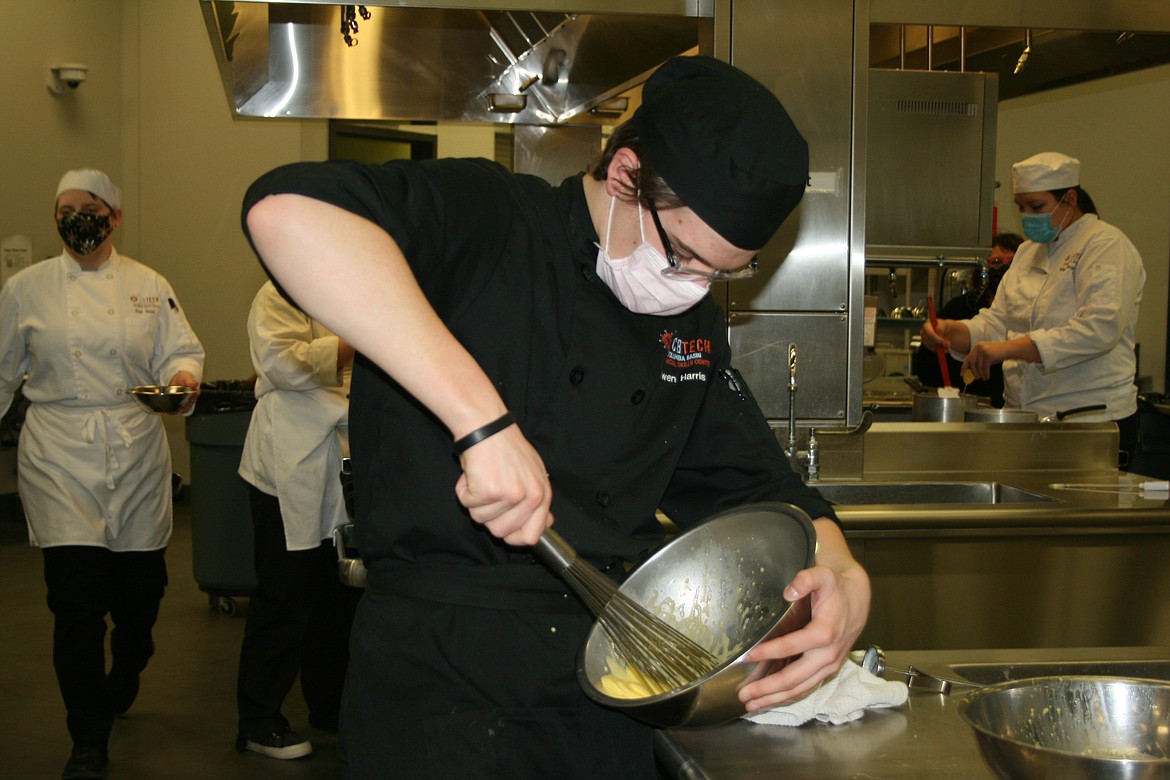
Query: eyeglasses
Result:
<box><xmin>648</xmin><ymin>202</ymin><xmax>758</xmax><ymax>282</ymax></box>
<box><xmin>985</xmin><ymin>249</ymin><xmax>1014</xmax><ymax>268</ymax></box>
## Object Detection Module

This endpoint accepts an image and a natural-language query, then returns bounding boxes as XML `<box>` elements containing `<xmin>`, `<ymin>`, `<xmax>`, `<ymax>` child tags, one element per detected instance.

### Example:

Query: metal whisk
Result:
<box><xmin>535</xmin><ymin>529</ymin><xmax>719</xmax><ymax>692</ymax></box>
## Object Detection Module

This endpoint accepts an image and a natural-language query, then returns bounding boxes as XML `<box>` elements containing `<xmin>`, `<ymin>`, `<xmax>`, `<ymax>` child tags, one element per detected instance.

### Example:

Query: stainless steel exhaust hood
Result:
<box><xmin>200</xmin><ymin>1</ymin><xmax>709</xmax><ymax>123</ymax></box>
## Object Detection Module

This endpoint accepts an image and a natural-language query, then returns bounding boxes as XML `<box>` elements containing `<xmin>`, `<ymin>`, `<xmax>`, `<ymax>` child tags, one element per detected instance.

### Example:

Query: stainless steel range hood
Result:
<box><xmin>200</xmin><ymin>1</ymin><xmax>709</xmax><ymax>123</ymax></box>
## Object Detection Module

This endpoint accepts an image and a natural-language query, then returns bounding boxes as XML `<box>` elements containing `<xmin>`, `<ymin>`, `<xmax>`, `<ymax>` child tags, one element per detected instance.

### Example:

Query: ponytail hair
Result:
<box><xmin>1049</xmin><ymin>186</ymin><xmax>1098</xmax><ymax>216</ymax></box>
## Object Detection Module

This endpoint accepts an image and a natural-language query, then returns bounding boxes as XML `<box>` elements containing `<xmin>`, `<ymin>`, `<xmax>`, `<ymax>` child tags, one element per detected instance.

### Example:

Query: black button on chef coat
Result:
<box><xmin>244</xmin><ymin>158</ymin><xmax>835</xmax><ymax>591</ymax></box>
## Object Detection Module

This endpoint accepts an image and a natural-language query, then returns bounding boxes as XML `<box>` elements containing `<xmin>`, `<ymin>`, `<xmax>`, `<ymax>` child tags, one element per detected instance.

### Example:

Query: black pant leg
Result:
<box><xmin>237</xmin><ymin>486</ymin><xmax>322</xmax><ymax>733</ymax></box>
<box><xmin>43</xmin><ymin>546</ymin><xmax>115</xmax><ymax>748</ymax></box>
<box><xmin>107</xmin><ymin>549</ymin><xmax>168</xmax><ymax>676</ymax></box>
<box><xmin>298</xmin><ymin>542</ymin><xmax>358</xmax><ymax>729</ymax></box>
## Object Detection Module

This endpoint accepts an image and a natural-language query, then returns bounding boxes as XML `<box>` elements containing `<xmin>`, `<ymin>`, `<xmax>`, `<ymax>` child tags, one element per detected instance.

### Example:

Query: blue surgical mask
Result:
<box><xmin>1020</xmin><ymin>196</ymin><xmax>1071</xmax><ymax>244</ymax></box>
<box><xmin>1021</xmin><ymin>213</ymin><xmax>1061</xmax><ymax>243</ymax></box>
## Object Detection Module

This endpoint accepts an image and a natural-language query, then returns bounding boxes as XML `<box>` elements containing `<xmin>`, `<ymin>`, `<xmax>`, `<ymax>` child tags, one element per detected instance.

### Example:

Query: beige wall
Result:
<box><xmin>0</xmin><ymin>0</ymin><xmax>327</xmax><ymax>477</ymax></box>
<box><xmin>1</xmin><ymin>1</ymin><xmax>125</xmax><ymax>264</ymax></box>
<box><xmin>995</xmin><ymin>63</ymin><xmax>1170</xmax><ymax>393</ymax></box>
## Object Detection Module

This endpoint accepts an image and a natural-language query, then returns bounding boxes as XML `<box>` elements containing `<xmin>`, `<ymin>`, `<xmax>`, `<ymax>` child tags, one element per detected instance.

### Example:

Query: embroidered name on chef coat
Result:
<box><xmin>129</xmin><ymin>294</ymin><xmax>162</xmax><ymax>315</ymax></box>
<box><xmin>659</xmin><ymin>330</ymin><xmax>711</xmax><ymax>384</ymax></box>
<box><xmin>1058</xmin><ymin>251</ymin><xmax>1083</xmax><ymax>273</ymax></box>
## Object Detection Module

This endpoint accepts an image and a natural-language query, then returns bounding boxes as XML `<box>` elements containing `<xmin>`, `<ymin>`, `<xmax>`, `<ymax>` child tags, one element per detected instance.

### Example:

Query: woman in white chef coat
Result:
<box><xmin>235</xmin><ymin>280</ymin><xmax>357</xmax><ymax>760</ymax></box>
<box><xmin>922</xmin><ymin>152</ymin><xmax>1146</xmax><ymax>466</ymax></box>
<box><xmin>0</xmin><ymin>169</ymin><xmax>204</xmax><ymax>779</ymax></box>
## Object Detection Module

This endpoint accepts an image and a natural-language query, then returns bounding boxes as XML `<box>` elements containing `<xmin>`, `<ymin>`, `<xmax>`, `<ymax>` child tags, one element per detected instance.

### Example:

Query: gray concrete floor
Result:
<box><xmin>0</xmin><ymin>495</ymin><xmax>343</xmax><ymax>779</ymax></box>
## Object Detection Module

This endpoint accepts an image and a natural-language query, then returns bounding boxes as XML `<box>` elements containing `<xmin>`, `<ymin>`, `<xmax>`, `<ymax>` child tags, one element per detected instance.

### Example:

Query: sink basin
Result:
<box><xmin>952</xmin><ymin>660</ymin><xmax>1170</xmax><ymax>685</ymax></box>
<box><xmin>812</xmin><ymin>481</ymin><xmax>1059</xmax><ymax>505</ymax></box>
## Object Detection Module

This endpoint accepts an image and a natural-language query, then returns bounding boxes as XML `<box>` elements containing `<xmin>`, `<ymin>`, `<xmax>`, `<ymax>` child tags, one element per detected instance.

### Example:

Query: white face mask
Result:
<box><xmin>595</xmin><ymin>195</ymin><xmax>708</xmax><ymax>316</ymax></box>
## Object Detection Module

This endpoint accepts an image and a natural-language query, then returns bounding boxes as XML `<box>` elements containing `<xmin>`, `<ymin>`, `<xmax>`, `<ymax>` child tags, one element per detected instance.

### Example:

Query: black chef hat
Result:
<box><xmin>633</xmin><ymin>56</ymin><xmax>808</xmax><ymax>251</ymax></box>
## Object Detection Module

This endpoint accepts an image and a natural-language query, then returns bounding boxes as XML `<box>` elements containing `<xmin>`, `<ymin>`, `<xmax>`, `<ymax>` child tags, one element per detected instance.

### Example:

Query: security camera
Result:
<box><xmin>48</xmin><ymin>64</ymin><xmax>88</xmax><ymax>94</ymax></box>
<box><xmin>58</xmin><ymin>65</ymin><xmax>88</xmax><ymax>88</ymax></box>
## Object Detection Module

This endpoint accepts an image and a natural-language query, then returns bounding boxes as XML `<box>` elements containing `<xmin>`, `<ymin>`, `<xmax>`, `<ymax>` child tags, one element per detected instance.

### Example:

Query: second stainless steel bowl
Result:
<box><xmin>129</xmin><ymin>384</ymin><xmax>197</xmax><ymax>414</ymax></box>
<box><xmin>958</xmin><ymin>675</ymin><xmax>1170</xmax><ymax>779</ymax></box>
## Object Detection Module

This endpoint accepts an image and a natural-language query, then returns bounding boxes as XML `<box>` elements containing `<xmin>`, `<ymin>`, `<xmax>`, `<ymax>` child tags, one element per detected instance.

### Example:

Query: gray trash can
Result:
<box><xmin>185</xmin><ymin>408</ymin><xmax>256</xmax><ymax>616</ymax></box>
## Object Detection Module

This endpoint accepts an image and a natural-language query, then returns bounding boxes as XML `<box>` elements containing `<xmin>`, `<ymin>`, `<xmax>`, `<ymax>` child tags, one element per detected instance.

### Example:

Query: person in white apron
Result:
<box><xmin>0</xmin><ymin>169</ymin><xmax>204</xmax><ymax>780</ymax></box>
<box><xmin>922</xmin><ymin>152</ymin><xmax>1146</xmax><ymax>466</ymax></box>
<box><xmin>235</xmin><ymin>281</ymin><xmax>357</xmax><ymax>760</ymax></box>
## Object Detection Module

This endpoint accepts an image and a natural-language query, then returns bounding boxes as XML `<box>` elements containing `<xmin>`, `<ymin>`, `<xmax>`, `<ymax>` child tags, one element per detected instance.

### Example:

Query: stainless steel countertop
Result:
<box><xmin>818</xmin><ymin>471</ymin><xmax>1170</xmax><ymax>536</ymax></box>
<box><xmin>656</xmin><ymin>647</ymin><xmax>1170</xmax><ymax>779</ymax></box>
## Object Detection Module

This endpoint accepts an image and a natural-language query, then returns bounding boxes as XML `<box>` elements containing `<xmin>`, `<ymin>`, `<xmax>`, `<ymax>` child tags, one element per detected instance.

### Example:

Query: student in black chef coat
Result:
<box><xmin>241</xmin><ymin>56</ymin><xmax>871</xmax><ymax>779</ymax></box>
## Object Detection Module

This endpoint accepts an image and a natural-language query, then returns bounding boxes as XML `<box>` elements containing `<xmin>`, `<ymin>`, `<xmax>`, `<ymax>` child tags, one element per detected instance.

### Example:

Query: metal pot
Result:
<box><xmin>963</xmin><ymin>408</ymin><xmax>1039</xmax><ymax>423</ymax></box>
<box><xmin>964</xmin><ymin>404</ymin><xmax>1107</xmax><ymax>423</ymax></box>
<box><xmin>911</xmin><ymin>392</ymin><xmax>982</xmax><ymax>422</ymax></box>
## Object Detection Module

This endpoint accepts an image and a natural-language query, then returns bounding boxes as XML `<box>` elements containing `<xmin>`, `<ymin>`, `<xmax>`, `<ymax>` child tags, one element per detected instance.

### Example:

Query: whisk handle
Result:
<box><xmin>532</xmin><ymin>529</ymin><xmax>576</xmax><ymax>573</ymax></box>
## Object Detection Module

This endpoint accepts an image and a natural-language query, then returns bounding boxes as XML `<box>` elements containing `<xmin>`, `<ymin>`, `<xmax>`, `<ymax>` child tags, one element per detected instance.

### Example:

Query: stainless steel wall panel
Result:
<box><xmin>865</xmin><ymin>69</ymin><xmax>997</xmax><ymax>260</ymax></box>
<box><xmin>715</xmin><ymin>0</ymin><xmax>868</xmax><ymax>428</ymax></box>
<box><xmin>723</xmin><ymin>0</ymin><xmax>855</xmax><ymax>315</ymax></box>
<box><xmin>512</xmin><ymin>125</ymin><xmax>600</xmax><ymax>184</ymax></box>
<box><xmin>727</xmin><ymin>312</ymin><xmax>851</xmax><ymax>421</ymax></box>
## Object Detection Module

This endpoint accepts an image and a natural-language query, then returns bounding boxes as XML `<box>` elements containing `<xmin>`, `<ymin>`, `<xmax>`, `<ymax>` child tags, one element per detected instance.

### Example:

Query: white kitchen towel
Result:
<box><xmin>743</xmin><ymin>660</ymin><xmax>908</xmax><ymax>726</ymax></box>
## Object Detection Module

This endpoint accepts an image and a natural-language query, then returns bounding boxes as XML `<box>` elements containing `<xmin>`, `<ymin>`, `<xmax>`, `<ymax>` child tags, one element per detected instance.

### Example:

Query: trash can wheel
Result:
<box><xmin>209</xmin><ymin>594</ymin><xmax>238</xmax><ymax>617</ymax></box>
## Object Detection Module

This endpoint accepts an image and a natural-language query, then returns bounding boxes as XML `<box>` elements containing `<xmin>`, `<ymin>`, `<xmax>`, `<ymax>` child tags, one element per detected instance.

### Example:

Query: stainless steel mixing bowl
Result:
<box><xmin>130</xmin><ymin>385</ymin><xmax>198</xmax><ymax>414</ymax></box>
<box><xmin>577</xmin><ymin>502</ymin><xmax>816</xmax><ymax>728</ymax></box>
<box><xmin>958</xmin><ymin>676</ymin><xmax>1170</xmax><ymax>779</ymax></box>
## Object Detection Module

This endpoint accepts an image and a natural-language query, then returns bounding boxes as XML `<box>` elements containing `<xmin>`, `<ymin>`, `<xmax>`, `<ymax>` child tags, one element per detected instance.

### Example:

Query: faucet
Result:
<box><xmin>807</xmin><ymin>410</ymin><xmax>874</xmax><ymax>481</ymax></box>
<box><xmin>806</xmin><ymin>429</ymin><xmax>819</xmax><ymax>481</ymax></box>
<box><xmin>785</xmin><ymin>343</ymin><xmax>798</xmax><ymax>459</ymax></box>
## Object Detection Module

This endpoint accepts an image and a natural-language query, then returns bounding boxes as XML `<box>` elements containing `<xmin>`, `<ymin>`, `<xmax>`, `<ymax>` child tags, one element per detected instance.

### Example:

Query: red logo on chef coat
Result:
<box><xmin>659</xmin><ymin>330</ymin><xmax>711</xmax><ymax>384</ymax></box>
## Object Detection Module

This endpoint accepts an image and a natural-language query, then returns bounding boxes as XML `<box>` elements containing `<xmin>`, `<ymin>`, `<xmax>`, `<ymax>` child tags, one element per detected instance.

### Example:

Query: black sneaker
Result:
<box><xmin>62</xmin><ymin>745</ymin><xmax>107</xmax><ymax>780</ymax></box>
<box><xmin>235</xmin><ymin>728</ymin><xmax>312</xmax><ymax>760</ymax></box>
<box><xmin>107</xmin><ymin>669</ymin><xmax>140</xmax><ymax>716</ymax></box>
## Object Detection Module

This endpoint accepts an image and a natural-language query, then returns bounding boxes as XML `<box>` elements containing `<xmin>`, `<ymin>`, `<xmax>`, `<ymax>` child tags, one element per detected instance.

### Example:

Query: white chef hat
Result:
<box><xmin>56</xmin><ymin>168</ymin><xmax>122</xmax><ymax>210</ymax></box>
<box><xmin>1011</xmin><ymin>152</ymin><xmax>1080</xmax><ymax>194</ymax></box>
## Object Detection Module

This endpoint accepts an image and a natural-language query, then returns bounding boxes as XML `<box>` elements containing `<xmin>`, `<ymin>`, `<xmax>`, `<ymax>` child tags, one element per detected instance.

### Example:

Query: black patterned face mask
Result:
<box><xmin>57</xmin><ymin>211</ymin><xmax>112</xmax><ymax>256</ymax></box>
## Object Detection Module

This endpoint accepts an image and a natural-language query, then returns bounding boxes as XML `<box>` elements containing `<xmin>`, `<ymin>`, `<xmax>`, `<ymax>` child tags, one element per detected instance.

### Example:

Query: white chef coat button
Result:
<box><xmin>117</xmin><ymin>388</ymin><xmax>124</xmax><ymax>395</ymax></box>
<box><xmin>68</xmin><ymin>273</ymin><xmax>76</xmax><ymax>281</ymax></box>
<box><xmin>109</xmin><ymin>349</ymin><xmax>118</xmax><ymax>356</ymax></box>
<box><xmin>108</xmin><ymin>308</ymin><xmax>116</xmax><ymax>315</ymax></box>
<box><xmin>106</xmin><ymin>273</ymin><xmax>114</xmax><ymax>279</ymax></box>
<box><xmin>71</xmin><ymin>309</ymin><xmax>79</xmax><ymax>317</ymax></box>
<box><xmin>73</xmin><ymin>350</ymin><xmax>82</xmax><ymax>358</ymax></box>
